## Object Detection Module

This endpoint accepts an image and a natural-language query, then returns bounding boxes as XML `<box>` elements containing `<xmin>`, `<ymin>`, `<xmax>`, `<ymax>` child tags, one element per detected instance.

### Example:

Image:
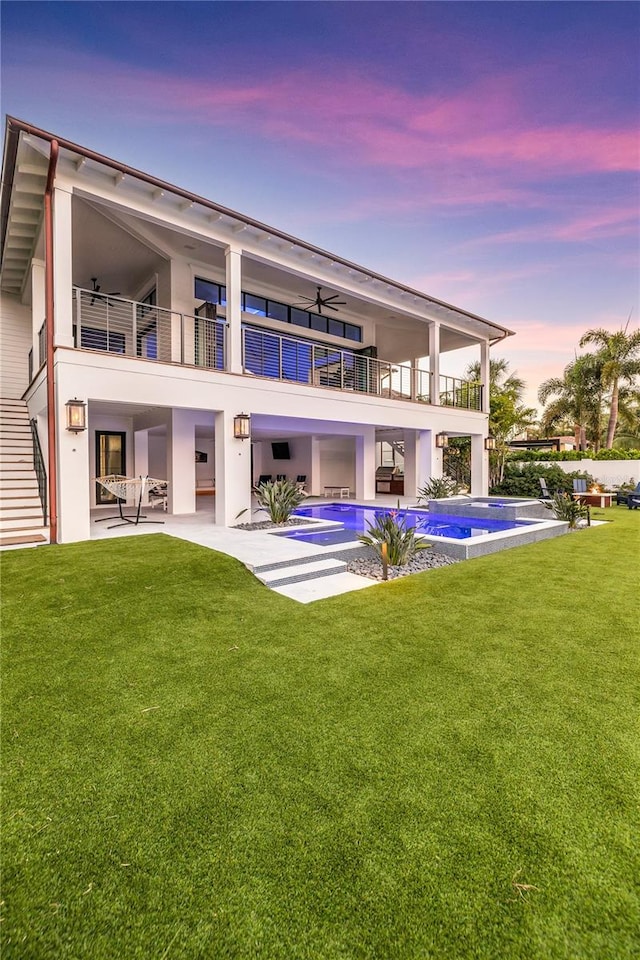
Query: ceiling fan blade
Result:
<box><xmin>323</xmin><ymin>303</ymin><xmax>341</xmax><ymax>312</ymax></box>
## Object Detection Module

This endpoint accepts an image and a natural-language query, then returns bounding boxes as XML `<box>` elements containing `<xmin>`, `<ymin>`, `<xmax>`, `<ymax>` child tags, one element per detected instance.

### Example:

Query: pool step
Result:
<box><xmin>255</xmin><ymin>556</ymin><xmax>348</xmax><ymax>588</ymax></box>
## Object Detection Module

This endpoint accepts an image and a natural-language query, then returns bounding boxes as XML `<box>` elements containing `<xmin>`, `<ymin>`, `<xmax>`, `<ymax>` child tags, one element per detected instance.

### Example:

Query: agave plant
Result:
<box><xmin>358</xmin><ymin>507</ymin><xmax>430</xmax><ymax>566</ymax></box>
<box><xmin>253</xmin><ymin>478</ymin><xmax>307</xmax><ymax>524</ymax></box>
<box><xmin>543</xmin><ymin>492</ymin><xmax>588</xmax><ymax>529</ymax></box>
<box><xmin>417</xmin><ymin>475</ymin><xmax>463</xmax><ymax>502</ymax></box>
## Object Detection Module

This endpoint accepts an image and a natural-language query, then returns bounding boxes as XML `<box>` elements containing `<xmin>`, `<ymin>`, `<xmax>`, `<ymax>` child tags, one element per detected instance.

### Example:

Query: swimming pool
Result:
<box><xmin>270</xmin><ymin>501</ymin><xmax>567</xmax><ymax>560</ymax></box>
<box><xmin>289</xmin><ymin>503</ymin><xmax>531</xmax><ymax>541</ymax></box>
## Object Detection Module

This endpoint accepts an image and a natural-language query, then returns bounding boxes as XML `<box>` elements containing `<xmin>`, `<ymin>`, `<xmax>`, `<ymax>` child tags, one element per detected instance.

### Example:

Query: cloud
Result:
<box><xmin>460</xmin><ymin>206</ymin><xmax>639</xmax><ymax>247</ymax></box>
<box><xmin>9</xmin><ymin>46</ymin><xmax>639</xmax><ymax>187</ymax></box>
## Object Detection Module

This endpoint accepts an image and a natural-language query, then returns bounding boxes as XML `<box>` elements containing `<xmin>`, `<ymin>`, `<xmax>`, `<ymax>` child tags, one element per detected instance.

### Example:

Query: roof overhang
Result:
<box><xmin>1</xmin><ymin>117</ymin><xmax>514</xmax><ymax>343</ymax></box>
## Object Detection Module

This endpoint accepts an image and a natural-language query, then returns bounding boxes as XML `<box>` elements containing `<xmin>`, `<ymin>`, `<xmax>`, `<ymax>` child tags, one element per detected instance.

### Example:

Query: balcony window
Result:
<box><xmin>267</xmin><ymin>300</ymin><xmax>289</xmax><ymax>323</ymax></box>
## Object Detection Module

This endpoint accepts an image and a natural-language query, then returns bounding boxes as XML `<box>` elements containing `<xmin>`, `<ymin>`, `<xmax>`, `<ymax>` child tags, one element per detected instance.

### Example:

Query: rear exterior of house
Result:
<box><xmin>0</xmin><ymin>117</ymin><xmax>513</xmax><ymax>545</ymax></box>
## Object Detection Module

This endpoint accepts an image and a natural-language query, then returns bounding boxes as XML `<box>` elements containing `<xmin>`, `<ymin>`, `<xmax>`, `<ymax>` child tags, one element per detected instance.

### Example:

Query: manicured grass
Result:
<box><xmin>2</xmin><ymin>509</ymin><xmax>639</xmax><ymax>959</ymax></box>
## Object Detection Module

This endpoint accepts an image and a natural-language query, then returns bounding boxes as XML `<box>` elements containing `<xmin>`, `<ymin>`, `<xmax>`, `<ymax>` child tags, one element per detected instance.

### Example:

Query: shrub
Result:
<box><xmin>253</xmin><ymin>479</ymin><xmax>307</xmax><ymax>524</ymax></box>
<box><xmin>417</xmin><ymin>476</ymin><xmax>464</xmax><ymax>502</ymax></box>
<box><xmin>543</xmin><ymin>492</ymin><xmax>588</xmax><ymax>529</ymax></box>
<box><xmin>490</xmin><ymin>463</ymin><xmax>593</xmax><ymax>498</ymax></box>
<box><xmin>358</xmin><ymin>508</ymin><xmax>430</xmax><ymax>566</ymax></box>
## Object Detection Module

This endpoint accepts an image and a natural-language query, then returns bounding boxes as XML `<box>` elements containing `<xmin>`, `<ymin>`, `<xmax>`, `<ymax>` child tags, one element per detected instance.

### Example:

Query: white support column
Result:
<box><xmin>166</xmin><ymin>409</ymin><xmax>196</xmax><ymax>514</ymax></box>
<box><xmin>309</xmin><ymin>435</ymin><xmax>322</xmax><ymax>495</ymax></box>
<box><xmin>429</xmin><ymin>321</ymin><xmax>440</xmax><ymax>405</ymax></box>
<box><xmin>403</xmin><ymin>429</ymin><xmax>434</xmax><ymax>499</ymax></box>
<box><xmin>432</xmin><ymin>434</ymin><xmax>444</xmax><ymax>480</ymax></box>
<box><xmin>135</xmin><ymin>430</ymin><xmax>150</xmax><ymax>503</ymax></box>
<box><xmin>215</xmin><ymin>409</ymin><xmax>252</xmax><ymax>526</ymax></box>
<box><xmin>470</xmin><ymin>433</ymin><xmax>489</xmax><ymax>496</ymax></box>
<box><xmin>410</xmin><ymin>358</ymin><xmax>419</xmax><ymax>401</ymax></box>
<box><xmin>56</xmin><ymin>392</ymin><xmax>91</xmax><ymax>543</ymax></box>
<box><xmin>53</xmin><ymin>187</ymin><xmax>74</xmax><ymax>348</ymax></box>
<box><xmin>225</xmin><ymin>246</ymin><xmax>243</xmax><ymax>374</ymax></box>
<box><xmin>31</xmin><ymin>259</ymin><xmax>45</xmax><ymax>366</ymax></box>
<box><xmin>480</xmin><ymin>339</ymin><xmax>491</xmax><ymax>414</ymax></box>
<box><xmin>355</xmin><ymin>426</ymin><xmax>376</xmax><ymax>500</ymax></box>
<box><xmin>170</xmin><ymin>259</ymin><xmax>193</xmax><ymax>364</ymax></box>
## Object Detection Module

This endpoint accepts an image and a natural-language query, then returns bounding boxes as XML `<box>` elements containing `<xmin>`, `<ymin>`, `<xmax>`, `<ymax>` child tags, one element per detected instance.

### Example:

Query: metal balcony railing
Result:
<box><xmin>73</xmin><ymin>289</ymin><xmax>227</xmax><ymax>370</ymax></box>
<box><xmin>242</xmin><ymin>326</ymin><xmax>432</xmax><ymax>401</ymax></box>
<box><xmin>38</xmin><ymin>321</ymin><xmax>46</xmax><ymax>369</ymax></box>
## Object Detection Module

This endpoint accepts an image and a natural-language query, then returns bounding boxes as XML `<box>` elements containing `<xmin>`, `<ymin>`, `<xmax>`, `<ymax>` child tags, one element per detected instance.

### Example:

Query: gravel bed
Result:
<box><xmin>234</xmin><ymin>518</ymin><xmax>311</xmax><ymax>531</ymax></box>
<box><xmin>346</xmin><ymin>549</ymin><xmax>459</xmax><ymax>581</ymax></box>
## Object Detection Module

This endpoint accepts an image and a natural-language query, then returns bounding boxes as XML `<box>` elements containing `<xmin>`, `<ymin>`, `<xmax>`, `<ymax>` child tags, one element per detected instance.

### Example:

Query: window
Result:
<box><xmin>136</xmin><ymin>288</ymin><xmax>157</xmax><ymax>359</ymax></box>
<box><xmin>95</xmin><ymin>431</ymin><xmax>126</xmax><ymax>503</ymax></box>
<box><xmin>194</xmin><ymin>280</ymin><xmax>362</xmax><ymax>342</ymax></box>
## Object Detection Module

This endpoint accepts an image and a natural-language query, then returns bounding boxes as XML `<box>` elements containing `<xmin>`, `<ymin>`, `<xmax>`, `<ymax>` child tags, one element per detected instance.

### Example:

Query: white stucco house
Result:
<box><xmin>0</xmin><ymin>117</ymin><xmax>513</xmax><ymax>546</ymax></box>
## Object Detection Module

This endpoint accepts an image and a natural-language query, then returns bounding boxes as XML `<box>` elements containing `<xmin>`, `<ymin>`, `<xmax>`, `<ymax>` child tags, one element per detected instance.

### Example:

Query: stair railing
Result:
<box><xmin>30</xmin><ymin>419</ymin><xmax>48</xmax><ymax>525</ymax></box>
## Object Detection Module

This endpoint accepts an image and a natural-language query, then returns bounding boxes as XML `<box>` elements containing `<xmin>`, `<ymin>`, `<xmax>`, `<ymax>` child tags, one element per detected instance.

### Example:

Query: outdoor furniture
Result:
<box><xmin>539</xmin><ymin>478</ymin><xmax>552</xmax><ymax>499</ymax></box>
<box><xmin>572</xmin><ymin>492</ymin><xmax>613</xmax><ymax>508</ymax></box>
<box><xmin>256</xmin><ymin>475</ymin><xmax>272</xmax><ymax>486</ymax></box>
<box><xmin>148</xmin><ymin>481</ymin><xmax>168</xmax><ymax>511</ymax></box>
<box><xmin>95</xmin><ymin>475</ymin><xmax>167</xmax><ymax>529</ymax></box>
<box><xmin>626</xmin><ymin>483</ymin><xmax>640</xmax><ymax>509</ymax></box>
<box><xmin>295</xmin><ymin>475</ymin><xmax>307</xmax><ymax>491</ymax></box>
<box><xmin>573</xmin><ymin>478</ymin><xmax>588</xmax><ymax>494</ymax></box>
<box><xmin>276</xmin><ymin>474</ymin><xmax>287</xmax><ymax>481</ymax></box>
<box><xmin>324</xmin><ymin>485</ymin><xmax>351</xmax><ymax>498</ymax></box>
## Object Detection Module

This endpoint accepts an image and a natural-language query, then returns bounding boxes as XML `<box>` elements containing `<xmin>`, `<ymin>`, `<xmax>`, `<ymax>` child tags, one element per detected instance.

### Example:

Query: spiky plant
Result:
<box><xmin>417</xmin><ymin>476</ymin><xmax>463</xmax><ymax>502</ymax></box>
<box><xmin>543</xmin><ymin>492</ymin><xmax>588</xmax><ymax>529</ymax></box>
<box><xmin>253</xmin><ymin>479</ymin><xmax>307</xmax><ymax>524</ymax></box>
<box><xmin>358</xmin><ymin>508</ymin><xmax>430</xmax><ymax>566</ymax></box>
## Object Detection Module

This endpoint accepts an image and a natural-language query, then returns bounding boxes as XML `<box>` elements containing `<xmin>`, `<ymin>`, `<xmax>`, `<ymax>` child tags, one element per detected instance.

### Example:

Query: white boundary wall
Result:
<box><xmin>542</xmin><ymin>460</ymin><xmax>640</xmax><ymax>487</ymax></box>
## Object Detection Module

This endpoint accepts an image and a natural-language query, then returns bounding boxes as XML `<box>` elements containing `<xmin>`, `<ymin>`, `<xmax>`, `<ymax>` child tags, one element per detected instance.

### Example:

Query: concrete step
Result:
<box><xmin>0</xmin><ymin>477</ymin><xmax>39</xmax><ymax>490</ymax></box>
<box><xmin>0</xmin><ymin>493</ymin><xmax>41</xmax><ymax>515</ymax></box>
<box><xmin>0</xmin><ymin>513</ymin><xmax>45</xmax><ymax>531</ymax></box>
<box><xmin>256</xmin><ymin>557</ymin><xmax>347</xmax><ymax>588</ymax></box>
<box><xmin>0</xmin><ymin>469</ymin><xmax>38</xmax><ymax>480</ymax></box>
<box><xmin>0</xmin><ymin>500</ymin><xmax>43</xmax><ymax>517</ymax></box>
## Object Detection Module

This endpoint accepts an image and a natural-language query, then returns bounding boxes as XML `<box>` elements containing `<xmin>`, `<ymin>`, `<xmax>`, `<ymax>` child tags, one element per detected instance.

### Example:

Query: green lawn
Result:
<box><xmin>2</xmin><ymin>509</ymin><xmax>639</xmax><ymax>959</ymax></box>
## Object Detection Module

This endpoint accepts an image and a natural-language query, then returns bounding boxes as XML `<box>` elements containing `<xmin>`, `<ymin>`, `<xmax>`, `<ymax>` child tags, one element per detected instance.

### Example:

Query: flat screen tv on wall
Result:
<box><xmin>271</xmin><ymin>442</ymin><xmax>290</xmax><ymax>460</ymax></box>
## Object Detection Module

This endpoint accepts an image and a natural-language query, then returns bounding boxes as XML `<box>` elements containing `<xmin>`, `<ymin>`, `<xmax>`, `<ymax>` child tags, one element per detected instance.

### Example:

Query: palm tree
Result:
<box><xmin>465</xmin><ymin>358</ymin><xmax>536</xmax><ymax>484</ymax></box>
<box><xmin>538</xmin><ymin>354</ymin><xmax>604</xmax><ymax>451</ymax></box>
<box><xmin>579</xmin><ymin>325</ymin><xmax>640</xmax><ymax>448</ymax></box>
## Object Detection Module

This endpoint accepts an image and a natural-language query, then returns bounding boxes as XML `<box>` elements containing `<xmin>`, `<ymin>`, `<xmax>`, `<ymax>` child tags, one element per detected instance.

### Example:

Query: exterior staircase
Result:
<box><xmin>0</xmin><ymin>399</ymin><xmax>48</xmax><ymax>548</ymax></box>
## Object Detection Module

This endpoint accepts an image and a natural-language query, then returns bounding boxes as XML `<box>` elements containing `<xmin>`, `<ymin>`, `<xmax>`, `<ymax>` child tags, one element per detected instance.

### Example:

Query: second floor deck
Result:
<box><xmin>29</xmin><ymin>288</ymin><xmax>484</xmax><ymax>411</ymax></box>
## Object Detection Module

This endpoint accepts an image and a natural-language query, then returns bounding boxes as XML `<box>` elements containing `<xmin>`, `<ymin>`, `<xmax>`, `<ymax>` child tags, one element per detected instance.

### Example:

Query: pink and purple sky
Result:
<box><xmin>2</xmin><ymin>1</ymin><xmax>639</xmax><ymax>410</ymax></box>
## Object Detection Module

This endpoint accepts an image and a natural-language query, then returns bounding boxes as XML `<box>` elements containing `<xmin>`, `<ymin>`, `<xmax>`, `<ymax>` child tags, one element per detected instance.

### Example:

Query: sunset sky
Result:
<box><xmin>2</xmin><ymin>1</ymin><xmax>638</xmax><ymax>411</ymax></box>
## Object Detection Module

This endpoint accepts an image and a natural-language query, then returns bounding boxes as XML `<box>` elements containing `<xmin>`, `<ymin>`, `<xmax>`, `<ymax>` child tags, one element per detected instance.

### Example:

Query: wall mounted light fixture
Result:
<box><xmin>435</xmin><ymin>432</ymin><xmax>449</xmax><ymax>449</ymax></box>
<box><xmin>65</xmin><ymin>398</ymin><xmax>86</xmax><ymax>432</ymax></box>
<box><xmin>484</xmin><ymin>436</ymin><xmax>497</xmax><ymax>451</ymax></box>
<box><xmin>233</xmin><ymin>413</ymin><xmax>251</xmax><ymax>440</ymax></box>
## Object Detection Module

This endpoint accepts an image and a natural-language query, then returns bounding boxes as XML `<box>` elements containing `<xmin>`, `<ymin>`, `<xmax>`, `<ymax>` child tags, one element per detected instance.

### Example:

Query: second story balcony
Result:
<box><xmin>69</xmin><ymin>288</ymin><xmax>483</xmax><ymax>411</ymax></box>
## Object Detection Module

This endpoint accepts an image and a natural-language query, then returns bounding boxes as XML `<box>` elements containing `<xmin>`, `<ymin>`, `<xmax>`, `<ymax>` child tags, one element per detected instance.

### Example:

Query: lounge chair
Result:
<box><xmin>148</xmin><ymin>481</ymin><xmax>168</xmax><ymax>511</ymax></box>
<box><xmin>617</xmin><ymin>481</ymin><xmax>640</xmax><ymax>509</ymax></box>
<box><xmin>276</xmin><ymin>474</ymin><xmax>287</xmax><ymax>482</ymax></box>
<box><xmin>539</xmin><ymin>478</ymin><xmax>552</xmax><ymax>499</ymax></box>
<box><xmin>256</xmin><ymin>475</ymin><xmax>272</xmax><ymax>487</ymax></box>
<box><xmin>573</xmin><ymin>478</ymin><xmax>588</xmax><ymax>494</ymax></box>
<box><xmin>295</xmin><ymin>474</ymin><xmax>307</xmax><ymax>491</ymax></box>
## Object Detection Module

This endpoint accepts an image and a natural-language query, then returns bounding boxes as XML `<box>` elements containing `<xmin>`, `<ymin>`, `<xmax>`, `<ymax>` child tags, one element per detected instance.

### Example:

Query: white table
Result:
<box><xmin>324</xmin><ymin>486</ymin><xmax>351</xmax><ymax>499</ymax></box>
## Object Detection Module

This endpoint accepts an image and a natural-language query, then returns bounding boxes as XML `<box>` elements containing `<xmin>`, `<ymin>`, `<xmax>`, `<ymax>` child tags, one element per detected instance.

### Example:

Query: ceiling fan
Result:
<box><xmin>78</xmin><ymin>277</ymin><xmax>121</xmax><ymax>305</ymax></box>
<box><xmin>293</xmin><ymin>286</ymin><xmax>346</xmax><ymax>315</ymax></box>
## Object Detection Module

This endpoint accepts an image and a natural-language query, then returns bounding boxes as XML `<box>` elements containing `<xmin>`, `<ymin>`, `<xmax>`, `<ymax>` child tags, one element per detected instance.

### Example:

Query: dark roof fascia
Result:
<box><xmin>1</xmin><ymin>116</ymin><xmax>514</xmax><ymax>339</ymax></box>
<box><xmin>0</xmin><ymin>122</ymin><xmax>21</xmax><ymax>266</ymax></box>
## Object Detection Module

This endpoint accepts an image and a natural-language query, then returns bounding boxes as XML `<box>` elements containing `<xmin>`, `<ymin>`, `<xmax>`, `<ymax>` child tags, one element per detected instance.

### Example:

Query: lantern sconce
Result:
<box><xmin>484</xmin><ymin>436</ymin><xmax>497</xmax><ymax>451</ymax></box>
<box><xmin>233</xmin><ymin>413</ymin><xmax>251</xmax><ymax>440</ymax></box>
<box><xmin>65</xmin><ymin>398</ymin><xmax>86</xmax><ymax>433</ymax></box>
<box><xmin>435</xmin><ymin>432</ymin><xmax>449</xmax><ymax>449</ymax></box>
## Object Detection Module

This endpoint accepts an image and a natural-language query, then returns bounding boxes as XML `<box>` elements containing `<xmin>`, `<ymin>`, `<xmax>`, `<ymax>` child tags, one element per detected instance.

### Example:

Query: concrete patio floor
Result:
<box><xmin>89</xmin><ymin>495</ymin><xmax>412</xmax><ymax>602</ymax></box>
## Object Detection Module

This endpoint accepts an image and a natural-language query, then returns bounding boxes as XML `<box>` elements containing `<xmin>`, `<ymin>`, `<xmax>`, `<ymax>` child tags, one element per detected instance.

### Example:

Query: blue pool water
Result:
<box><xmin>284</xmin><ymin>503</ymin><xmax>531</xmax><ymax>544</ymax></box>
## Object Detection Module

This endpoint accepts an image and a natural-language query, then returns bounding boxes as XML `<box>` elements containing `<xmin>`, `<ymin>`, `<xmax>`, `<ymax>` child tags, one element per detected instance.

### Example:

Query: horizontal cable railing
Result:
<box><xmin>439</xmin><ymin>376</ymin><xmax>483</xmax><ymax>410</ymax></box>
<box><xmin>72</xmin><ymin>289</ymin><xmax>227</xmax><ymax>370</ymax></box>
<box><xmin>71</xmin><ymin>289</ymin><xmax>482</xmax><ymax>408</ymax></box>
<box><xmin>242</xmin><ymin>326</ymin><xmax>435</xmax><ymax>403</ymax></box>
<box><xmin>28</xmin><ymin>348</ymin><xmax>33</xmax><ymax>383</ymax></box>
